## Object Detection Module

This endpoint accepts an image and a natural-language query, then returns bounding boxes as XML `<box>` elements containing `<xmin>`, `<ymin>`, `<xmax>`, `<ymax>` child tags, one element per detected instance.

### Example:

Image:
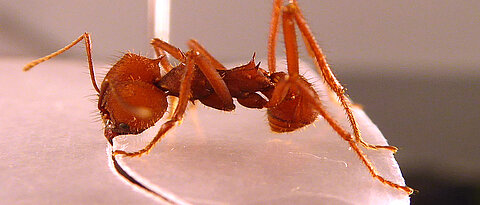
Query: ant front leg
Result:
<box><xmin>151</xmin><ymin>43</ymin><xmax>172</xmax><ymax>72</ymax></box>
<box><xmin>113</xmin><ymin>51</ymin><xmax>197</xmax><ymax>157</ymax></box>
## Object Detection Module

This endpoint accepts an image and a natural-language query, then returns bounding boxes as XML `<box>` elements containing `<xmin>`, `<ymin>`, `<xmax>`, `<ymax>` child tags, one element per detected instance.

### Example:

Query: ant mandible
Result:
<box><xmin>23</xmin><ymin>0</ymin><xmax>413</xmax><ymax>195</ymax></box>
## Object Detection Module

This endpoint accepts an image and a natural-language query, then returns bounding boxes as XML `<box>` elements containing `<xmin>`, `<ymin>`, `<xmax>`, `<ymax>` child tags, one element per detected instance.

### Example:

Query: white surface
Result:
<box><xmin>113</xmin><ymin>61</ymin><xmax>411</xmax><ymax>204</ymax></box>
<box><xmin>1</xmin><ymin>58</ymin><xmax>410</xmax><ymax>204</ymax></box>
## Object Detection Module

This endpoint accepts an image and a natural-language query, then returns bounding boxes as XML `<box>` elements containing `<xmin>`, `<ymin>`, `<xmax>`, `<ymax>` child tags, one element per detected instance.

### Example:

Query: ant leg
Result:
<box><xmin>286</xmin><ymin>1</ymin><xmax>397</xmax><ymax>152</ymax></box>
<box><xmin>149</xmin><ymin>40</ymin><xmax>179</xmax><ymax>118</ymax></box>
<box><xmin>151</xmin><ymin>42</ymin><xmax>173</xmax><ymax>72</ymax></box>
<box><xmin>23</xmin><ymin>32</ymin><xmax>100</xmax><ymax>94</ymax></box>
<box><xmin>152</xmin><ymin>38</ymin><xmax>234</xmax><ymax>110</ymax></box>
<box><xmin>292</xmin><ymin>78</ymin><xmax>414</xmax><ymax>195</ymax></box>
<box><xmin>113</xmin><ymin>51</ymin><xmax>197</xmax><ymax>157</ymax></box>
<box><xmin>155</xmin><ymin>38</ymin><xmax>234</xmax><ymax>110</ymax></box>
<box><xmin>194</xmin><ymin>54</ymin><xmax>235</xmax><ymax>111</ymax></box>
<box><xmin>267</xmin><ymin>20</ymin><xmax>412</xmax><ymax>193</ymax></box>
<box><xmin>97</xmin><ymin>80</ymin><xmax>109</xmax><ymax>115</ymax></box>
<box><xmin>188</xmin><ymin>39</ymin><xmax>226</xmax><ymax>70</ymax></box>
<box><xmin>151</xmin><ymin>38</ymin><xmax>186</xmax><ymax>62</ymax></box>
<box><xmin>281</xmin><ymin>3</ymin><xmax>300</xmax><ymax>78</ymax></box>
<box><xmin>267</xmin><ymin>0</ymin><xmax>283</xmax><ymax>74</ymax></box>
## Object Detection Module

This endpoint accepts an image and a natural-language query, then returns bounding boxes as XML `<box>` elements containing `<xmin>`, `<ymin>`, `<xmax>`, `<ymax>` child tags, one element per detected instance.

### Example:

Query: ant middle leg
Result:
<box><xmin>114</xmin><ymin>41</ymin><xmax>237</xmax><ymax>157</ymax></box>
<box><xmin>151</xmin><ymin>38</ymin><xmax>235</xmax><ymax>111</ymax></box>
<box><xmin>193</xmin><ymin>54</ymin><xmax>235</xmax><ymax>111</ymax></box>
<box><xmin>151</xmin><ymin>42</ymin><xmax>173</xmax><ymax>72</ymax></box>
<box><xmin>187</xmin><ymin>39</ymin><xmax>226</xmax><ymax>70</ymax></box>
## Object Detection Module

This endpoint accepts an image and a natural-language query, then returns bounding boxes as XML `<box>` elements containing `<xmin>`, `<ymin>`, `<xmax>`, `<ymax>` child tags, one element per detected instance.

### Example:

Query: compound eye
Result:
<box><xmin>118</xmin><ymin>122</ymin><xmax>130</xmax><ymax>132</ymax></box>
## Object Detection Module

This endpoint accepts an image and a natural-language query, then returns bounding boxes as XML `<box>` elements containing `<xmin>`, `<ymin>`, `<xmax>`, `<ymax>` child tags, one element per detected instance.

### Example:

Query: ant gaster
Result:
<box><xmin>23</xmin><ymin>0</ymin><xmax>413</xmax><ymax>195</ymax></box>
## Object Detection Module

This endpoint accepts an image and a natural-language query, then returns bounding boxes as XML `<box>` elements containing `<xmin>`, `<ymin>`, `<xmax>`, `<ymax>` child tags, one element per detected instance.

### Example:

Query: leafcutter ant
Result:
<box><xmin>23</xmin><ymin>0</ymin><xmax>413</xmax><ymax>195</ymax></box>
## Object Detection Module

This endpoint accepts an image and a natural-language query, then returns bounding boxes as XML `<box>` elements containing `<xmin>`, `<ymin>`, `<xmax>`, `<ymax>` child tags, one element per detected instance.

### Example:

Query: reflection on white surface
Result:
<box><xmin>113</xmin><ymin>62</ymin><xmax>410</xmax><ymax>204</ymax></box>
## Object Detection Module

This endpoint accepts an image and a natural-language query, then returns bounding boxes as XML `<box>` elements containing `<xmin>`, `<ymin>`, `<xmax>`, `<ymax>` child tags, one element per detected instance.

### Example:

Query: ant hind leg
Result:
<box><xmin>287</xmin><ymin>1</ymin><xmax>397</xmax><ymax>152</ymax></box>
<box><xmin>272</xmin><ymin>0</ymin><xmax>412</xmax><ymax>194</ymax></box>
<box><xmin>267</xmin><ymin>0</ymin><xmax>283</xmax><ymax>74</ymax></box>
<box><xmin>293</xmin><ymin>78</ymin><xmax>414</xmax><ymax>195</ymax></box>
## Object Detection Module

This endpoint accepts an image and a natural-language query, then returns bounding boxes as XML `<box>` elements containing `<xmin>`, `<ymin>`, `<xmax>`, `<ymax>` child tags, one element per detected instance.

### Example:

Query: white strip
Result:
<box><xmin>154</xmin><ymin>0</ymin><xmax>171</xmax><ymax>42</ymax></box>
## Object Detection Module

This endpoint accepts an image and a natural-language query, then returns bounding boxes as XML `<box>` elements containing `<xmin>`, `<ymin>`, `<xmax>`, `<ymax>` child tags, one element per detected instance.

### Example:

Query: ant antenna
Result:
<box><xmin>23</xmin><ymin>32</ymin><xmax>101</xmax><ymax>94</ymax></box>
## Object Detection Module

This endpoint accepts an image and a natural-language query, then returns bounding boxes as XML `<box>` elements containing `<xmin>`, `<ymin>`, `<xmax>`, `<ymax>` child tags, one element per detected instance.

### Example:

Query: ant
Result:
<box><xmin>23</xmin><ymin>0</ymin><xmax>413</xmax><ymax>195</ymax></box>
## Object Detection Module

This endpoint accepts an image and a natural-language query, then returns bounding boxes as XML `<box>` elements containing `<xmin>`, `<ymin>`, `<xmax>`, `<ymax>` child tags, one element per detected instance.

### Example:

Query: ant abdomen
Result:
<box><xmin>266</xmin><ymin>75</ymin><xmax>319</xmax><ymax>133</ymax></box>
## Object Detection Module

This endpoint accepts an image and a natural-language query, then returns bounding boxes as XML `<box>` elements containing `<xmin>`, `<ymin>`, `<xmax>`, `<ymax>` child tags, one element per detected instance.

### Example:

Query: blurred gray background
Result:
<box><xmin>1</xmin><ymin>0</ymin><xmax>479</xmax><ymax>204</ymax></box>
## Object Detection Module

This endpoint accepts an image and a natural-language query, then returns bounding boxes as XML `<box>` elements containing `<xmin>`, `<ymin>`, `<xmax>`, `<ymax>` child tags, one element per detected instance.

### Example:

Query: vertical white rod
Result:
<box><xmin>151</xmin><ymin>0</ymin><xmax>171</xmax><ymax>42</ymax></box>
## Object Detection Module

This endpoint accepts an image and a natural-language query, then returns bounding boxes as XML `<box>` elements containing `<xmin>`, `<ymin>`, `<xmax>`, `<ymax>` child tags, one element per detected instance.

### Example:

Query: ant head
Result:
<box><xmin>101</xmin><ymin>82</ymin><xmax>168</xmax><ymax>144</ymax></box>
<box><xmin>100</xmin><ymin>53</ymin><xmax>168</xmax><ymax>144</ymax></box>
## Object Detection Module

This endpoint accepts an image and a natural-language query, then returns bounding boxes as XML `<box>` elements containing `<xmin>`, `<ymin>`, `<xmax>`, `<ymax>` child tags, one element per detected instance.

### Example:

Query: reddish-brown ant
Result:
<box><xmin>23</xmin><ymin>0</ymin><xmax>413</xmax><ymax>195</ymax></box>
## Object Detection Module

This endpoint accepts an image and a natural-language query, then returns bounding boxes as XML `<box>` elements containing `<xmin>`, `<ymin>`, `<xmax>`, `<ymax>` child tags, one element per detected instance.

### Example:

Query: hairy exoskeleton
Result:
<box><xmin>23</xmin><ymin>0</ymin><xmax>413</xmax><ymax>195</ymax></box>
